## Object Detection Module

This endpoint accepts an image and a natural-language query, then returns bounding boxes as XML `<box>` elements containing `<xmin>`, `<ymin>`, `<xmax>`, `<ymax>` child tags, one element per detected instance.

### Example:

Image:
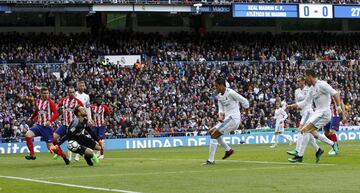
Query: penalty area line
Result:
<box><xmin>0</xmin><ymin>175</ymin><xmax>142</xmax><ymax>193</ymax></box>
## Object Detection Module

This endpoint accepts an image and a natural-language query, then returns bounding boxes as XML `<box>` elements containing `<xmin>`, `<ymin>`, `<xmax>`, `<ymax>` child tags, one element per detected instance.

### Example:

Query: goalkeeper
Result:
<box><xmin>52</xmin><ymin>106</ymin><xmax>103</xmax><ymax>166</ymax></box>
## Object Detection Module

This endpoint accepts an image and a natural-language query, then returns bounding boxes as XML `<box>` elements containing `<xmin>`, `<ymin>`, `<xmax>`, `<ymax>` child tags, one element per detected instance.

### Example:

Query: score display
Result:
<box><xmin>299</xmin><ymin>4</ymin><xmax>333</xmax><ymax>18</ymax></box>
<box><xmin>232</xmin><ymin>4</ymin><xmax>360</xmax><ymax>19</ymax></box>
<box><xmin>334</xmin><ymin>6</ymin><xmax>360</xmax><ymax>18</ymax></box>
<box><xmin>232</xmin><ymin>4</ymin><xmax>298</xmax><ymax>18</ymax></box>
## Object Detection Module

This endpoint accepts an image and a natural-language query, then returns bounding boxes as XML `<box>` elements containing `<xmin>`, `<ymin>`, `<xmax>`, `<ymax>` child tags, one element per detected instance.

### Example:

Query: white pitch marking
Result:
<box><xmin>0</xmin><ymin>175</ymin><xmax>142</xmax><ymax>193</ymax></box>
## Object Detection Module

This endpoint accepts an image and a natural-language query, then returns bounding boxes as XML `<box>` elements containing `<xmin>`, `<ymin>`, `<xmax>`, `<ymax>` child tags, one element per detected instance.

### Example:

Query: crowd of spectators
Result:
<box><xmin>1</xmin><ymin>32</ymin><xmax>360</xmax><ymax>65</ymax></box>
<box><xmin>0</xmin><ymin>32</ymin><xmax>359</xmax><ymax>142</ymax></box>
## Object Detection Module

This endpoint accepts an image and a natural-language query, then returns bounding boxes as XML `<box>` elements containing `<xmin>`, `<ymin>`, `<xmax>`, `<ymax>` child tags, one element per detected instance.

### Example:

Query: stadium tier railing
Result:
<box><xmin>1</xmin><ymin>59</ymin><xmax>354</xmax><ymax>68</ymax></box>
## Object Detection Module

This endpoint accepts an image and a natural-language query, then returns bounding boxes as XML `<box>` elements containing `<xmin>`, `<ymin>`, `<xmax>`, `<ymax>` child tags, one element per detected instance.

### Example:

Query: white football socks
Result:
<box><xmin>298</xmin><ymin>133</ymin><xmax>310</xmax><ymax>157</ymax></box>
<box><xmin>309</xmin><ymin>134</ymin><xmax>320</xmax><ymax>151</ymax></box>
<box><xmin>296</xmin><ymin>133</ymin><xmax>303</xmax><ymax>152</ymax></box>
<box><xmin>317</xmin><ymin>133</ymin><xmax>335</xmax><ymax>146</ymax></box>
<box><xmin>208</xmin><ymin>139</ymin><xmax>218</xmax><ymax>162</ymax></box>
<box><xmin>217</xmin><ymin>136</ymin><xmax>231</xmax><ymax>151</ymax></box>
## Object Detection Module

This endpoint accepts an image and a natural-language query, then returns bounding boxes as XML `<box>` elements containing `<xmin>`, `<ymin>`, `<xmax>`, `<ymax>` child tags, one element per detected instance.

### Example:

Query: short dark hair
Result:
<box><xmin>297</xmin><ymin>76</ymin><xmax>305</xmax><ymax>81</ymax></box>
<box><xmin>67</xmin><ymin>86</ymin><xmax>75</xmax><ymax>90</ymax></box>
<box><xmin>40</xmin><ymin>87</ymin><xmax>48</xmax><ymax>92</ymax></box>
<box><xmin>305</xmin><ymin>68</ymin><xmax>317</xmax><ymax>78</ymax></box>
<box><xmin>215</xmin><ymin>77</ymin><xmax>226</xmax><ymax>86</ymax></box>
<box><xmin>73</xmin><ymin>105</ymin><xmax>81</xmax><ymax>116</ymax></box>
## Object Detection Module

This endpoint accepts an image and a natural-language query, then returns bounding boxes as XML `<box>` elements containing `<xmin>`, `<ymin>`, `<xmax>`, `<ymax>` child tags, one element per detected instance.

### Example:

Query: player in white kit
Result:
<box><xmin>270</xmin><ymin>101</ymin><xmax>293</xmax><ymax>148</ymax></box>
<box><xmin>286</xmin><ymin>77</ymin><xmax>323</xmax><ymax>163</ymax></box>
<box><xmin>71</xmin><ymin>81</ymin><xmax>94</xmax><ymax>161</ymax></box>
<box><xmin>287</xmin><ymin>69</ymin><xmax>345</xmax><ymax>163</ymax></box>
<box><xmin>204</xmin><ymin>77</ymin><xmax>249</xmax><ymax>165</ymax></box>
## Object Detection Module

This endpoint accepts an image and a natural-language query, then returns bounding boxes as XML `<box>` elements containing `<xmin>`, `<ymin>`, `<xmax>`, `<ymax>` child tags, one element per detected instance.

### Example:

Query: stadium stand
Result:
<box><xmin>0</xmin><ymin>32</ymin><xmax>359</xmax><ymax>142</ymax></box>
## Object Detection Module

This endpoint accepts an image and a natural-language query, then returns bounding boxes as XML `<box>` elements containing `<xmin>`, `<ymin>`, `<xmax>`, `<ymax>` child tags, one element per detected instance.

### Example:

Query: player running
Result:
<box><xmin>270</xmin><ymin>101</ymin><xmax>293</xmax><ymax>148</ymax></box>
<box><xmin>287</xmin><ymin>77</ymin><xmax>323</xmax><ymax>163</ymax></box>
<box><xmin>52</xmin><ymin>106</ymin><xmax>102</xmax><ymax>166</ymax></box>
<box><xmin>53</xmin><ymin>86</ymin><xmax>83</xmax><ymax>161</ymax></box>
<box><xmin>24</xmin><ymin>87</ymin><xmax>66</xmax><ymax>163</ymax></box>
<box><xmin>287</xmin><ymin>69</ymin><xmax>345</xmax><ymax>163</ymax></box>
<box><xmin>90</xmin><ymin>95</ymin><xmax>111</xmax><ymax>159</ymax></box>
<box><xmin>204</xmin><ymin>77</ymin><xmax>249</xmax><ymax>165</ymax></box>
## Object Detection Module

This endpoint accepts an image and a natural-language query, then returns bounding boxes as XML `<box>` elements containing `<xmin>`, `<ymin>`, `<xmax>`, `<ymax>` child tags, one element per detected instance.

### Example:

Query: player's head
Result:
<box><xmin>297</xmin><ymin>77</ymin><xmax>306</xmax><ymax>88</ymax></box>
<box><xmin>95</xmin><ymin>95</ymin><xmax>102</xmax><ymax>105</ymax></box>
<box><xmin>40</xmin><ymin>87</ymin><xmax>49</xmax><ymax>100</ymax></box>
<box><xmin>215</xmin><ymin>77</ymin><xmax>226</xmax><ymax>94</ymax></box>
<box><xmin>304</xmin><ymin>68</ymin><xmax>317</xmax><ymax>85</ymax></box>
<box><xmin>275</xmin><ymin>101</ymin><xmax>281</xmax><ymax>109</ymax></box>
<box><xmin>74</xmin><ymin>106</ymin><xmax>86</xmax><ymax>117</ymax></box>
<box><xmin>78</xmin><ymin>81</ymin><xmax>86</xmax><ymax>93</ymax></box>
<box><xmin>67</xmin><ymin>86</ymin><xmax>75</xmax><ymax>98</ymax></box>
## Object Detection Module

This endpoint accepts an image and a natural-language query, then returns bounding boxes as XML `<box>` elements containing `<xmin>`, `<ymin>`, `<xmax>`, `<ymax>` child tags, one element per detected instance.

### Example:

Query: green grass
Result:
<box><xmin>1</xmin><ymin>140</ymin><xmax>360</xmax><ymax>193</ymax></box>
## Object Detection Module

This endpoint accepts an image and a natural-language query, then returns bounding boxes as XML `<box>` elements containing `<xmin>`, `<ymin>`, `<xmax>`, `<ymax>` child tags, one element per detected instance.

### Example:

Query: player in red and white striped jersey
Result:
<box><xmin>24</xmin><ymin>87</ymin><xmax>64</xmax><ymax>163</ymax></box>
<box><xmin>57</xmin><ymin>86</ymin><xmax>84</xmax><ymax>126</ymax></box>
<box><xmin>53</xmin><ymin>86</ymin><xmax>84</xmax><ymax>161</ymax></box>
<box><xmin>91</xmin><ymin>95</ymin><xmax>111</xmax><ymax>159</ymax></box>
<box><xmin>324</xmin><ymin>95</ymin><xmax>346</xmax><ymax>155</ymax></box>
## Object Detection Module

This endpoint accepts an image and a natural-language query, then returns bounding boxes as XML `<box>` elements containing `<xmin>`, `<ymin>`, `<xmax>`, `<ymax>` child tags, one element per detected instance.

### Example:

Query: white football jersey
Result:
<box><xmin>274</xmin><ymin>108</ymin><xmax>288</xmax><ymax>124</ymax></box>
<box><xmin>297</xmin><ymin>80</ymin><xmax>337</xmax><ymax>112</ymax></box>
<box><xmin>217</xmin><ymin>88</ymin><xmax>249</xmax><ymax>120</ymax></box>
<box><xmin>295</xmin><ymin>86</ymin><xmax>313</xmax><ymax>115</ymax></box>
<box><xmin>75</xmin><ymin>91</ymin><xmax>92</xmax><ymax>119</ymax></box>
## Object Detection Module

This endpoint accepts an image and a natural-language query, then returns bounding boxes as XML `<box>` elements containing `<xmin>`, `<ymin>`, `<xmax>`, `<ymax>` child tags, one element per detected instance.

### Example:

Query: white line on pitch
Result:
<box><xmin>33</xmin><ymin>166</ymin><xmax>292</xmax><ymax>180</ymax></box>
<box><xmin>0</xmin><ymin>175</ymin><xmax>142</xmax><ymax>193</ymax></box>
<box><xmin>105</xmin><ymin>158</ymin><xmax>337</xmax><ymax>166</ymax></box>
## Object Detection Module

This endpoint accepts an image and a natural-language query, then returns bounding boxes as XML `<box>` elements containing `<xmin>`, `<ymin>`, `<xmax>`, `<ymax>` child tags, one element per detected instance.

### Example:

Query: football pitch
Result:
<box><xmin>0</xmin><ymin>140</ymin><xmax>359</xmax><ymax>193</ymax></box>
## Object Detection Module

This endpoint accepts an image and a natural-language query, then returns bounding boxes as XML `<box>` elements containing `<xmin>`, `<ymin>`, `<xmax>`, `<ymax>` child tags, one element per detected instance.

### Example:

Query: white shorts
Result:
<box><xmin>307</xmin><ymin>110</ymin><xmax>332</xmax><ymax>130</ymax></box>
<box><xmin>275</xmin><ymin>122</ymin><xmax>284</xmax><ymax>133</ymax></box>
<box><xmin>215</xmin><ymin>116</ymin><xmax>240</xmax><ymax>135</ymax></box>
<box><xmin>300</xmin><ymin>110</ymin><xmax>313</xmax><ymax>126</ymax></box>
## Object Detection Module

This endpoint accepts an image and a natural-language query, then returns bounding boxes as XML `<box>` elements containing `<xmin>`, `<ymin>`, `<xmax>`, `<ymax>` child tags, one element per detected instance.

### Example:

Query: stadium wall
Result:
<box><xmin>1</xmin><ymin>129</ymin><xmax>360</xmax><ymax>154</ymax></box>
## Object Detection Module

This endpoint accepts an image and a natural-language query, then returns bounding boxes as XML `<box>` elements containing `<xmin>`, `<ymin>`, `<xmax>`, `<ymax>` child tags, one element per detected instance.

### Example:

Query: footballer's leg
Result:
<box><xmin>78</xmin><ymin>135</ymin><xmax>100</xmax><ymax>165</ymax></box>
<box><xmin>204</xmin><ymin>127</ymin><xmax>219</xmax><ymax>165</ymax></box>
<box><xmin>52</xmin><ymin>125</ymin><xmax>69</xmax><ymax>162</ymax></box>
<box><xmin>25</xmin><ymin>128</ymin><xmax>37</xmax><ymax>160</ymax></box>
<box><xmin>270</xmin><ymin>132</ymin><xmax>279</xmax><ymax>148</ymax></box>
<box><xmin>326</xmin><ymin>117</ymin><xmax>340</xmax><ymax>155</ymax></box>
<box><xmin>98</xmin><ymin>127</ymin><xmax>106</xmax><ymax>159</ymax></box>
<box><xmin>288</xmin><ymin>126</ymin><xmax>302</xmax><ymax>156</ymax></box>
<box><xmin>216</xmin><ymin>117</ymin><xmax>237</xmax><ymax>160</ymax></box>
<box><xmin>289</xmin><ymin>123</ymin><xmax>318</xmax><ymax>163</ymax></box>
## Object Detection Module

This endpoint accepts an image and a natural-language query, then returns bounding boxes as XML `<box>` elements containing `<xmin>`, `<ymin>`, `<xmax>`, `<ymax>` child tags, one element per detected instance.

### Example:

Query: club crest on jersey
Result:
<box><xmin>65</xmin><ymin>108</ymin><xmax>73</xmax><ymax>112</ymax></box>
<box><xmin>70</xmin><ymin>127</ymin><xmax>76</xmax><ymax>132</ymax></box>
